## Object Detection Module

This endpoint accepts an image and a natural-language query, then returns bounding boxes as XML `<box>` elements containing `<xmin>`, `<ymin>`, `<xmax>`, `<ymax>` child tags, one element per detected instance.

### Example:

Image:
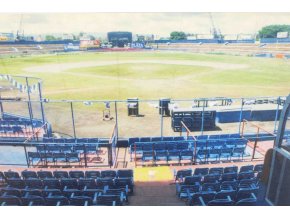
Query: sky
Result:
<box><xmin>0</xmin><ymin>13</ymin><xmax>290</xmax><ymax>37</ymax></box>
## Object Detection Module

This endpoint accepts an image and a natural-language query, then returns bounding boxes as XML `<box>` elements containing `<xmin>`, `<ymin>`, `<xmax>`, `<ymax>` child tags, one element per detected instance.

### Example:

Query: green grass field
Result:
<box><xmin>0</xmin><ymin>51</ymin><xmax>289</xmax><ymax>100</ymax></box>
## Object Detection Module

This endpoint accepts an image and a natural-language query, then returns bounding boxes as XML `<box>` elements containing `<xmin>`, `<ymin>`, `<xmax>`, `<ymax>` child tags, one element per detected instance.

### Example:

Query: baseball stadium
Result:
<box><xmin>0</xmin><ymin>12</ymin><xmax>290</xmax><ymax>207</ymax></box>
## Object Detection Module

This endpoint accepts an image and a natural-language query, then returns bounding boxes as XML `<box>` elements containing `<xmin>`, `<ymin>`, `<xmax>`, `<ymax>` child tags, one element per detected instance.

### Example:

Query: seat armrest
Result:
<box><xmin>56</xmin><ymin>201</ymin><xmax>61</xmax><ymax>206</ymax></box>
<box><xmin>29</xmin><ymin>201</ymin><xmax>34</xmax><ymax>206</ymax></box>
<box><xmin>251</xmin><ymin>193</ymin><xmax>257</xmax><ymax>200</ymax></box>
<box><xmin>84</xmin><ymin>201</ymin><xmax>88</xmax><ymax>206</ymax></box>
<box><xmin>1</xmin><ymin>202</ymin><xmax>6</xmax><ymax>206</ymax></box>
<box><xmin>198</xmin><ymin>196</ymin><xmax>206</xmax><ymax>206</ymax></box>
<box><xmin>112</xmin><ymin>201</ymin><xmax>116</xmax><ymax>206</ymax></box>
<box><xmin>93</xmin><ymin>193</ymin><xmax>98</xmax><ymax>205</ymax></box>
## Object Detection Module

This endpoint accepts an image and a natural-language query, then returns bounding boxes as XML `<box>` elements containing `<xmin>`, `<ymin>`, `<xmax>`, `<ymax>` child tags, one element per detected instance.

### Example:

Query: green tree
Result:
<box><xmin>45</xmin><ymin>35</ymin><xmax>56</xmax><ymax>41</ymax></box>
<box><xmin>258</xmin><ymin>25</ymin><xmax>290</xmax><ymax>38</ymax></box>
<box><xmin>170</xmin><ymin>31</ymin><xmax>187</xmax><ymax>40</ymax></box>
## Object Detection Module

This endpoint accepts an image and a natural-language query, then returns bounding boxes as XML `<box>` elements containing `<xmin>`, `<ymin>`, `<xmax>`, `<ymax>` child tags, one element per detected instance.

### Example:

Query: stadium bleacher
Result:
<box><xmin>129</xmin><ymin>134</ymin><xmax>250</xmax><ymax>165</ymax></box>
<box><xmin>174</xmin><ymin>164</ymin><xmax>263</xmax><ymax>206</ymax></box>
<box><xmin>0</xmin><ymin>169</ymin><xmax>134</xmax><ymax>206</ymax></box>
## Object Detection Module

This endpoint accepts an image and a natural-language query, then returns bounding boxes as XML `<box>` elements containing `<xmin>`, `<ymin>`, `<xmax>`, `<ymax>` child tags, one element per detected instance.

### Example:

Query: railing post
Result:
<box><xmin>25</xmin><ymin>77</ymin><xmax>35</xmax><ymax>139</ymax></box>
<box><xmin>273</xmin><ymin>96</ymin><xmax>280</xmax><ymax>133</ymax></box>
<box><xmin>134</xmin><ymin>143</ymin><xmax>137</xmax><ymax>168</ymax></box>
<box><xmin>84</xmin><ymin>144</ymin><xmax>88</xmax><ymax>168</ymax></box>
<box><xmin>70</xmin><ymin>102</ymin><xmax>77</xmax><ymax>138</ymax></box>
<box><xmin>252</xmin><ymin>127</ymin><xmax>260</xmax><ymax>161</ymax></box>
<box><xmin>241</xmin><ymin>119</ymin><xmax>245</xmax><ymax>137</ymax></box>
<box><xmin>193</xmin><ymin>141</ymin><xmax>197</xmax><ymax>165</ymax></box>
<box><xmin>201</xmin><ymin>100</ymin><xmax>205</xmax><ymax>135</ymax></box>
<box><xmin>23</xmin><ymin>143</ymin><xmax>30</xmax><ymax>168</ymax></box>
<box><xmin>238</xmin><ymin>98</ymin><xmax>244</xmax><ymax>134</ymax></box>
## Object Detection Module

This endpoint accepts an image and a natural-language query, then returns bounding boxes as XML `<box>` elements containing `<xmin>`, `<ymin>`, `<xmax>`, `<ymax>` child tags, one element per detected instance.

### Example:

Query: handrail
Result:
<box><xmin>180</xmin><ymin>121</ymin><xmax>197</xmax><ymax>141</ymax></box>
<box><xmin>242</xmin><ymin>119</ymin><xmax>276</xmax><ymax>137</ymax></box>
<box><xmin>24</xmin><ymin>122</ymin><xmax>48</xmax><ymax>143</ymax></box>
<box><xmin>241</xmin><ymin>119</ymin><xmax>276</xmax><ymax>160</ymax></box>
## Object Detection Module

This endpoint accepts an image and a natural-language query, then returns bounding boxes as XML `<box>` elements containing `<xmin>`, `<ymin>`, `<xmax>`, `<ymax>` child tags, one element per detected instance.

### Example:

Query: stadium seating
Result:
<box><xmin>128</xmin><ymin>134</ymin><xmax>249</xmax><ymax>165</ymax></box>
<box><xmin>0</xmin><ymin>169</ymin><xmax>134</xmax><ymax>206</ymax></box>
<box><xmin>174</xmin><ymin>164</ymin><xmax>262</xmax><ymax>206</ymax></box>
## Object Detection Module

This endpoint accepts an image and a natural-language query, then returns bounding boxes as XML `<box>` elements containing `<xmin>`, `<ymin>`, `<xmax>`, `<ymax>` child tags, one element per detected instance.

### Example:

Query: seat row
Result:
<box><xmin>177</xmin><ymin>175</ymin><xmax>260</xmax><ymax>198</ymax></box>
<box><xmin>43</xmin><ymin>137</ymin><xmax>101</xmax><ymax>144</ymax></box>
<box><xmin>128</xmin><ymin>134</ymin><xmax>242</xmax><ymax>146</ymax></box>
<box><xmin>196</xmin><ymin>147</ymin><xmax>247</xmax><ymax>162</ymax></box>
<box><xmin>0</xmin><ymin>191</ymin><xmax>125</xmax><ymax>206</ymax></box>
<box><xmin>139</xmin><ymin>147</ymin><xmax>248</xmax><ymax>165</ymax></box>
<box><xmin>35</xmin><ymin>145</ymin><xmax>99</xmax><ymax>154</ymax></box>
<box><xmin>174</xmin><ymin>164</ymin><xmax>263</xmax><ymax>181</ymax></box>
<box><xmin>1</xmin><ymin>169</ymin><xmax>134</xmax><ymax>180</ymax></box>
<box><xmin>28</xmin><ymin>152</ymin><xmax>81</xmax><ymax>166</ymax></box>
<box><xmin>129</xmin><ymin>139</ymin><xmax>247</xmax><ymax>155</ymax></box>
<box><xmin>187</xmin><ymin>188</ymin><xmax>258</xmax><ymax>206</ymax></box>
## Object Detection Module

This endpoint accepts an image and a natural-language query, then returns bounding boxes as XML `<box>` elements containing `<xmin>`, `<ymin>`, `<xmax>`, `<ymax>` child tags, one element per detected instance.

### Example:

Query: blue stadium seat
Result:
<box><xmin>85</xmin><ymin>171</ymin><xmax>100</xmax><ymax>179</ymax></box>
<box><xmin>224</xmin><ymin>166</ymin><xmax>238</xmax><ymax>174</ymax></box>
<box><xmin>194</xmin><ymin>168</ymin><xmax>209</xmax><ymax>176</ymax></box>
<box><xmin>45</xmin><ymin>195</ymin><xmax>69</xmax><ymax>206</ymax></box>
<box><xmin>175</xmin><ymin>169</ymin><xmax>192</xmax><ymax>181</ymax></box>
<box><xmin>254</xmin><ymin>164</ymin><xmax>264</xmax><ymax>173</ymax></box>
<box><xmin>101</xmin><ymin>170</ymin><xmax>117</xmax><ymax>178</ymax></box>
<box><xmin>43</xmin><ymin>178</ymin><xmax>61</xmax><ymax>189</ymax></box>
<box><xmin>70</xmin><ymin>196</ymin><xmax>93</xmax><ymax>206</ymax></box>
<box><xmin>37</xmin><ymin>170</ymin><xmax>53</xmax><ymax>179</ymax></box>
<box><xmin>239</xmin><ymin>165</ymin><xmax>254</xmax><ymax>173</ymax></box>
<box><xmin>207</xmin><ymin>196</ymin><xmax>234</xmax><ymax>206</ymax></box>
<box><xmin>221</xmin><ymin>172</ymin><xmax>238</xmax><ymax>182</ymax></box>
<box><xmin>209</xmin><ymin>167</ymin><xmax>223</xmax><ymax>175</ymax></box>
<box><xmin>0</xmin><ymin>195</ymin><xmax>22</xmax><ymax>206</ymax></box>
<box><xmin>53</xmin><ymin>171</ymin><xmax>69</xmax><ymax>179</ymax></box>
<box><xmin>167</xmin><ymin>150</ymin><xmax>180</xmax><ymax>163</ymax></box>
<box><xmin>117</xmin><ymin>170</ymin><xmax>133</xmax><ymax>178</ymax></box>
<box><xmin>155</xmin><ymin>151</ymin><xmax>168</xmax><ymax>162</ymax></box>
<box><xmin>69</xmin><ymin>171</ymin><xmax>85</xmax><ymax>179</ymax></box>
<box><xmin>21</xmin><ymin>195</ymin><xmax>45</xmax><ymax>206</ymax></box>
<box><xmin>180</xmin><ymin>150</ymin><xmax>193</xmax><ymax>163</ymax></box>
<box><xmin>22</xmin><ymin>171</ymin><xmax>38</xmax><ymax>179</ymax></box>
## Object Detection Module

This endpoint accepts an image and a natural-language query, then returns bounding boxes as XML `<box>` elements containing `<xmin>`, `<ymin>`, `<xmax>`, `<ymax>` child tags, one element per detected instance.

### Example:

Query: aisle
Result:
<box><xmin>130</xmin><ymin>181</ymin><xmax>185</xmax><ymax>206</ymax></box>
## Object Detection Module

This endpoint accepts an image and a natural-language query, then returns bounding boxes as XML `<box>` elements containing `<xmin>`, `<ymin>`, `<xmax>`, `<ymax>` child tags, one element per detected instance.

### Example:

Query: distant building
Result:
<box><xmin>136</xmin><ymin>34</ymin><xmax>154</xmax><ymax>42</ymax></box>
<box><xmin>107</xmin><ymin>31</ymin><xmax>132</xmax><ymax>47</ymax></box>
<box><xmin>62</xmin><ymin>34</ymin><xmax>74</xmax><ymax>40</ymax></box>
<box><xmin>0</xmin><ymin>33</ymin><xmax>14</xmax><ymax>41</ymax></box>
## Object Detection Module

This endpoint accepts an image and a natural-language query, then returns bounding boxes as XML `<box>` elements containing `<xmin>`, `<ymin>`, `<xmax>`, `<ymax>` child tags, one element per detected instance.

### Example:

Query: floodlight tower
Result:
<box><xmin>16</xmin><ymin>14</ymin><xmax>24</xmax><ymax>41</ymax></box>
<box><xmin>209</xmin><ymin>13</ymin><xmax>222</xmax><ymax>40</ymax></box>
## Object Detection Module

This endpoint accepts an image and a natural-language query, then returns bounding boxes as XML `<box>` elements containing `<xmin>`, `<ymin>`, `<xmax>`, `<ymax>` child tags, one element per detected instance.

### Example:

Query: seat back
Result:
<box><xmin>7</xmin><ymin>178</ymin><xmax>26</xmax><ymax>189</ymax></box>
<box><xmin>0</xmin><ymin>195</ymin><xmax>22</xmax><ymax>206</ymax></box>
<box><xmin>69</xmin><ymin>196</ymin><xmax>93</xmax><ymax>206</ymax></box>
<box><xmin>43</xmin><ymin>178</ymin><xmax>61</xmax><ymax>189</ymax></box>
<box><xmin>207</xmin><ymin>198</ymin><xmax>234</xmax><ymax>206</ymax></box>
<box><xmin>22</xmin><ymin>171</ymin><xmax>38</xmax><ymax>179</ymax></box>
<box><xmin>69</xmin><ymin>171</ymin><xmax>85</xmax><ymax>179</ymax></box>
<box><xmin>53</xmin><ymin>171</ymin><xmax>69</xmax><ymax>179</ymax></box>
<box><xmin>37</xmin><ymin>171</ymin><xmax>53</xmax><ymax>179</ymax></box>
<box><xmin>78</xmin><ymin>178</ymin><xmax>96</xmax><ymax>189</ymax></box>
<box><xmin>96</xmin><ymin>195</ymin><xmax>122</xmax><ymax>206</ymax></box>
<box><xmin>45</xmin><ymin>196</ymin><xmax>69</xmax><ymax>206</ymax></box>
<box><xmin>4</xmin><ymin>171</ymin><xmax>20</xmax><ymax>179</ymax></box>
<box><xmin>21</xmin><ymin>195</ymin><xmax>45</xmax><ymax>206</ymax></box>
<box><xmin>101</xmin><ymin>170</ymin><xmax>117</xmax><ymax>178</ymax></box>
<box><xmin>85</xmin><ymin>171</ymin><xmax>100</xmax><ymax>179</ymax></box>
<box><xmin>194</xmin><ymin>168</ymin><xmax>209</xmax><ymax>176</ymax></box>
<box><xmin>117</xmin><ymin>170</ymin><xmax>133</xmax><ymax>178</ymax></box>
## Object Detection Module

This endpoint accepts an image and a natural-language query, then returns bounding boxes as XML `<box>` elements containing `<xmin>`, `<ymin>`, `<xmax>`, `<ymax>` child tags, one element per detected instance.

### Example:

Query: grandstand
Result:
<box><xmin>0</xmin><ymin>24</ymin><xmax>289</xmax><ymax>205</ymax></box>
<box><xmin>0</xmin><ymin>70</ymin><xmax>289</xmax><ymax>206</ymax></box>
